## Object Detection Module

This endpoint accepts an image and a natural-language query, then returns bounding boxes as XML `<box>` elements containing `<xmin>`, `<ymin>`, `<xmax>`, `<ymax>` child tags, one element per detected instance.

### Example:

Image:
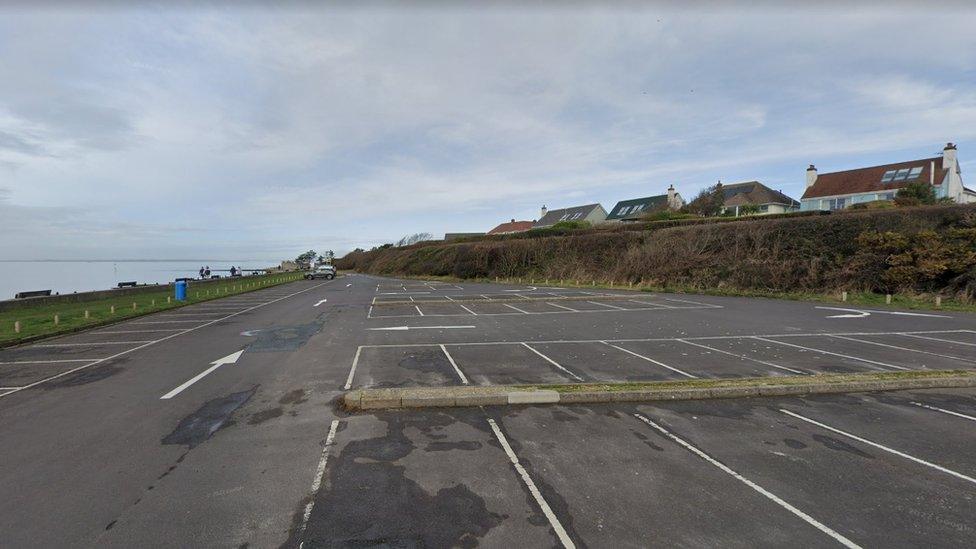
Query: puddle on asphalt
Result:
<box><xmin>162</xmin><ymin>387</ymin><xmax>256</xmax><ymax>448</ymax></box>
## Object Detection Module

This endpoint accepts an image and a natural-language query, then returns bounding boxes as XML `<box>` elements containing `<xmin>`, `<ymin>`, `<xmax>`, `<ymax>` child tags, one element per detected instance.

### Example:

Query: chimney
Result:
<box><xmin>667</xmin><ymin>184</ymin><xmax>676</xmax><ymax>201</ymax></box>
<box><xmin>540</xmin><ymin>205</ymin><xmax>548</xmax><ymax>218</ymax></box>
<box><xmin>943</xmin><ymin>142</ymin><xmax>958</xmax><ymax>172</ymax></box>
<box><xmin>510</xmin><ymin>218</ymin><xmax>515</xmax><ymax>223</ymax></box>
<box><xmin>806</xmin><ymin>164</ymin><xmax>818</xmax><ymax>188</ymax></box>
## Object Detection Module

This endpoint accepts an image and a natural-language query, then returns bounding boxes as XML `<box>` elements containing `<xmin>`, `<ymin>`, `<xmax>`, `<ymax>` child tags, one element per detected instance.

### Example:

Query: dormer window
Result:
<box><xmin>908</xmin><ymin>166</ymin><xmax>923</xmax><ymax>179</ymax></box>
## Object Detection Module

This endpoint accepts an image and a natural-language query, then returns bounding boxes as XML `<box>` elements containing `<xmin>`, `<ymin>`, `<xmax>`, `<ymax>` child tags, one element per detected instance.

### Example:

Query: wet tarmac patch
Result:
<box><xmin>248</xmin><ymin>407</ymin><xmax>283</xmax><ymax>425</ymax></box>
<box><xmin>812</xmin><ymin>433</ymin><xmax>875</xmax><ymax>459</ymax></box>
<box><xmin>163</xmin><ymin>387</ymin><xmax>256</xmax><ymax>448</ymax></box>
<box><xmin>245</xmin><ymin>320</ymin><xmax>324</xmax><ymax>352</ymax></box>
<box><xmin>44</xmin><ymin>362</ymin><xmax>125</xmax><ymax>388</ymax></box>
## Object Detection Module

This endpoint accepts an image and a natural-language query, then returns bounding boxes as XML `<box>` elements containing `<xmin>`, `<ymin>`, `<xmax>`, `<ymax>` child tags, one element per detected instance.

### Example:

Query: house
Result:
<box><xmin>605</xmin><ymin>185</ymin><xmax>685</xmax><ymax>222</ymax></box>
<box><xmin>801</xmin><ymin>143</ymin><xmax>976</xmax><ymax>211</ymax></box>
<box><xmin>719</xmin><ymin>181</ymin><xmax>799</xmax><ymax>216</ymax></box>
<box><xmin>488</xmin><ymin>219</ymin><xmax>535</xmax><ymax>235</ymax></box>
<box><xmin>533</xmin><ymin>203</ymin><xmax>608</xmax><ymax>228</ymax></box>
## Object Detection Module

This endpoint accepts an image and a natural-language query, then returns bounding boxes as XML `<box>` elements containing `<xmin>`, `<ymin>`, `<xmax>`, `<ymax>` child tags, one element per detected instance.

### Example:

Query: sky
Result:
<box><xmin>1</xmin><ymin>2</ymin><xmax>975</xmax><ymax>261</ymax></box>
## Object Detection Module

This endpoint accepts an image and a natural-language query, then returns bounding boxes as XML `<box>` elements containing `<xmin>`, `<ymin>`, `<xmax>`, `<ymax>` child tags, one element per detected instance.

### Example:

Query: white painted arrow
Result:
<box><xmin>816</xmin><ymin>306</ymin><xmax>950</xmax><ymax>319</ymax></box>
<box><xmin>367</xmin><ymin>325</ymin><xmax>476</xmax><ymax>331</ymax></box>
<box><xmin>160</xmin><ymin>349</ymin><xmax>245</xmax><ymax>399</ymax></box>
<box><xmin>314</xmin><ymin>299</ymin><xmax>328</xmax><ymax>307</ymax></box>
<box><xmin>346</xmin><ymin>283</ymin><xmax>352</xmax><ymax>287</ymax></box>
<box><xmin>504</xmin><ymin>286</ymin><xmax>537</xmax><ymax>292</ymax></box>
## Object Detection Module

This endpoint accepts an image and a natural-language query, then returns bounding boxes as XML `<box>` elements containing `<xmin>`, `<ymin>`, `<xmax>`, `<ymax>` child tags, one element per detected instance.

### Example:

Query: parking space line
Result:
<box><xmin>297</xmin><ymin>419</ymin><xmax>340</xmax><ymax>548</ymax></box>
<box><xmin>0</xmin><ymin>359</ymin><xmax>97</xmax><ymax>365</ymax></box>
<box><xmin>343</xmin><ymin>347</ymin><xmax>362</xmax><ymax>390</ymax></box>
<box><xmin>602</xmin><ymin>342</ymin><xmax>698</xmax><ymax>378</ymax></box>
<box><xmin>504</xmin><ymin>303</ymin><xmax>533</xmax><ymax>314</ymax></box>
<box><xmin>487</xmin><ymin>418</ymin><xmax>576</xmax><ymax>549</ymax></box>
<box><xmin>677</xmin><ymin>339</ymin><xmax>808</xmax><ymax>375</ymax></box>
<box><xmin>900</xmin><ymin>333</ymin><xmax>976</xmax><ymax>347</ymax></box>
<box><xmin>546</xmin><ymin>302</ymin><xmax>578</xmax><ymax>312</ymax></box>
<box><xmin>828</xmin><ymin>335</ymin><xmax>976</xmax><ymax>364</ymax></box>
<box><xmin>753</xmin><ymin>337</ymin><xmax>909</xmax><ymax>371</ymax></box>
<box><xmin>439</xmin><ymin>345</ymin><xmax>469</xmax><ymax>384</ymax></box>
<box><xmin>520</xmin><ymin>343</ymin><xmax>584</xmax><ymax>381</ymax></box>
<box><xmin>415</xmin><ymin>305</ymin><xmax>425</xmax><ymax>316</ymax></box>
<box><xmin>663</xmin><ymin>297</ymin><xmax>723</xmax><ymax>309</ymax></box>
<box><xmin>634</xmin><ymin>413</ymin><xmax>861</xmax><ymax>549</ymax></box>
<box><xmin>131</xmin><ymin>320</ymin><xmax>213</xmax><ymax>324</ymax></box>
<box><xmin>0</xmin><ymin>281</ymin><xmax>330</xmax><ymax>400</ymax></box>
<box><xmin>627</xmin><ymin>300</ymin><xmax>669</xmax><ymax>309</ymax></box>
<box><xmin>30</xmin><ymin>341</ymin><xmax>155</xmax><ymax>347</ymax></box>
<box><xmin>587</xmin><ymin>300</ymin><xmax>626</xmax><ymax>310</ymax></box>
<box><xmin>780</xmin><ymin>409</ymin><xmax>976</xmax><ymax>485</ymax></box>
<box><xmin>459</xmin><ymin>304</ymin><xmax>478</xmax><ymax>315</ymax></box>
<box><xmin>910</xmin><ymin>402</ymin><xmax>976</xmax><ymax>423</ymax></box>
<box><xmin>93</xmin><ymin>329</ymin><xmax>186</xmax><ymax>334</ymax></box>
<box><xmin>444</xmin><ymin>295</ymin><xmax>456</xmax><ymax>301</ymax></box>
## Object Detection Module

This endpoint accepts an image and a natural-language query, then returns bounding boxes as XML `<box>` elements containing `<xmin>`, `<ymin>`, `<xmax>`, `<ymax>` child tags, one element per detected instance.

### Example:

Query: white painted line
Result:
<box><xmin>367</xmin><ymin>326</ymin><xmax>476</xmax><ymax>331</ymax></box>
<box><xmin>546</xmin><ymin>302</ymin><xmax>579</xmax><ymax>312</ymax></box>
<box><xmin>504</xmin><ymin>303</ymin><xmax>534</xmax><ymax>314</ymax></box>
<box><xmin>910</xmin><ymin>402</ymin><xmax>976</xmax><ymax>423</ymax></box>
<box><xmin>376</xmin><ymin>291</ymin><xmax>431</xmax><ymax>295</ymax></box>
<box><xmin>0</xmin><ymin>359</ymin><xmax>96</xmax><ymax>365</ymax></box>
<box><xmin>297</xmin><ymin>419</ymin><xmax>340</xmax><ymax>548</ymax></box>
<box><xmin>634</xmin><ymin>413</ymin><xmax>861</xmax><ymax>549</ymax></box>
<box><xmin>344</xmin><ymin>347</ymin><xmax>362</xmax><ymax>390</ymax></box>
<box><xmin>663</xmin><ymin>297</ymin><xmax>723</xmax><ymax>309</ymax></box>
<box><xmin>487</xmin><ymin>418</ymin><xmax>575</xmax><ymax>548</ymax></box>
<box><xmin>780</xmin><ymin>409</ymin><xmax>976</xmax><ymax>485</ymax></box>
<box><xmin>587</xmin><ymin>300</ymin><xmax>626</xmax><ymax>310</ymax></box>
<box><xmin>409</xmin><ymin>296</ymin><xmax>416</xmax><ymax>302</ymax></box>
<box><xmin>816</xmin><ymin>306</ymin><xmax>950</xmax><ymax>319</ymax></box>
<box><xmin>459</xmin><ymin>304</ymin><xmax>478</xmax><ymax>315</ymax></box>
<box><xmin>31</xmin><ymin>341</ymin><xmax>155</xmax><ymax>347</ymax></box>
<box><xmin>521</xmin><ymin>343</ymin><xmax>584</xmax><ymax>382</ymax></box>
<box><xmin>828</xmin><ymin>335</ymin><xmax>976</xmax><ymax>364</ymax></box>
<box><xmin>415</xmin><ymin>305</ymin><xmax>425</xmax><ymax>316</ymax></box>
<box><xmin>314</xmin><ymin>299</ymin><xmax>328</xmax><ymax>307</ymax></box>
<box><xmin>367</xmin><ymin>305</ymin><xmax>374</xmax><ymax>319</ymax></box>
<box><xmin>0</xmin><ymin>281</ymin><xmax>330</xmax><ymax>400</ymax></box>
<box><xmin>346</xmin><ymin>283</ymin><xmax>352</xmax><ymax>287</ymax></box>
<box><xmin>131</xmin><ymin>319</ymin><xmax>214</xmax><ymax>324</ymax></box>
<box><xmin>603</xmin><ymin>342</ymin><xmax>698</xmax><ymax>379</ymax></box>
<box><xmin>439</xmin><ymin>344</ymin><xmax>469</xmax><ymax>385</ymax></box>
<box><xmin>753</xmin><ymin>337</ymin><xmax>909</xmax><ymax>371</ymax></box>
<box><xmin>444</xmin><ymin>295</ymin><xmax>456</xmax><ymax>302</ymax></box>
<box><xmin>92</xmin><ymin>329</ymin><xmax>187</xmax><ymax>334</ymax></box>
<box><xmin>677</xmin><ymin>339</ymin><xmax>808</xmax><ymax>375</ymax></box>
<box><xmin>627</xmin><ymin>300</ymin><xmax>670</xmax><ymax>309</ymax></box>
<box><xmin>160</xmin><ymin>349</ymin><xmax>245</xmax><ymax>399</ymax></box>
<box><xmin>900</xmin><ymin>333</ymin><xmax>976</xmax><ymax>347</ymax></box>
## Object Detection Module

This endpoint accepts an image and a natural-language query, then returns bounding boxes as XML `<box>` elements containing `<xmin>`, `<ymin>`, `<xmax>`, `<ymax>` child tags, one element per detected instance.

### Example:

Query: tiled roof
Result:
<box><xmin>487</xmin><ymin>220</ymin><xmax>534</xmax><ymax>234</ymax></box>
<box><xmin>802</xmin><ymin>157</ymin><xmax>947</xmax><ymax>199</ymax></box>
<box><xmin>721</xmin><ymin>181</ymin><xmax>799</xmax><ymax>208</ymax></box>
<box><xmin>606</xmin><ymin>194</ymin><xmax>671</xmax><ymax>220</ymax></box>
<box><xmin>534</xmin><ymin>203</ymin><xmax>605</xmax><ymax>227</ymax></box>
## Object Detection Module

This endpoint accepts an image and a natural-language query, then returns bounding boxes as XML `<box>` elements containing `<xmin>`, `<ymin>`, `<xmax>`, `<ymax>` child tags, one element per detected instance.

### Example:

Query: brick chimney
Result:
<box><xmin>806</xmin><ymin>164</ymin><xmax>818</xmax><ymax>188</ymax></box>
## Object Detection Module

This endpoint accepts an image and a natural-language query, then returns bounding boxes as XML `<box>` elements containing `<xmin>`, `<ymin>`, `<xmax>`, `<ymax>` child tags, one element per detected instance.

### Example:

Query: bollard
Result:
<box><xmin>935</xmin><ymin>296</ymin><xmax>942</xmax><ymax>308</ymax></box>
<box><xmin>132</xmin><ymin>302</ymin><xmax>137</xmax><ymax>310</ymax></box>
<box><xmin>110</xmin><ymin>305</ymin><xmax>116</xmax><ymax>314</ymax></box>
<box><xmin>610</xmin><ymin>281</ymin><xmax>614</xmax><ymax>288</ymax></box>
<box><xmin>14</xmin><ymin>320</ymin><xmax>21</xmax><ymax>333</ymax></box>
<box><xmin>152</xmin><ymin>299</ymin><xmax>156</xmax><ymax>307</ymax></box>
<box><xmin>54</xmin><ymin>314</ymin><xmax>59</xmax><ymax>326</ymax></box>
<box><xmin>576</xmin><ymin>280</ymin><xmax>579</xmax><ymax>286</ymax></box>
<box><xmin>885</xmin><ymin>294</ymin><xmax>892</xmax><ymax>304</ymax></box>
<box><xmin>84</xmin><ymin>310</ymin><xmax>90</xmax><ymax>319</ymax></box>
<box><xmin>842</xmin><ymin>291</ymin><xmax>848</xmax><ymax>302</ymax></box>
<box><xmin>592</xmin><ymin>280</ymin><xmax>596</xmax><ymax>287</ymax></box>
<box><xmin>167</xmin><ymin>296</ymin><xmax>171</xmax><ymax>303</ymax></box>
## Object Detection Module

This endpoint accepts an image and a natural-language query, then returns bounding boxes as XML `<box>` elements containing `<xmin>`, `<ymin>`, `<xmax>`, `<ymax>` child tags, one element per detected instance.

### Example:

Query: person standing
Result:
<box><xmin>199</xmin><ymin>266</ymin><xmax>205</xmax><ymax>279</ymax></box>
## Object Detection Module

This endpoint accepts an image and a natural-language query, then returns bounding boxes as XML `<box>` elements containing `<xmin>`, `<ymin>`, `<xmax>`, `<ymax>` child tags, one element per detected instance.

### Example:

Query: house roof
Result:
<box><xmin>487</xmin><ymin>220</ymin><xmax>534</xmax><ymax>234</ymax></box>
<box><xmin>606</xmin><ymin>194</ymin><xmax>672</xmax><ymax>220</ymax></box>
<box><xmin>802</xmin><ymin>157</ymin><xmax>947</xmax><ymax>200</ymax></box>
<box><xmin>721</xmin><ymin>181</ymin><xmax>799</xmax><ymax>208</ymax></box>
<box><xmin>534</xmin><ymin>203</ymin><xmax>605</xmax><ymax>227</ymax></box>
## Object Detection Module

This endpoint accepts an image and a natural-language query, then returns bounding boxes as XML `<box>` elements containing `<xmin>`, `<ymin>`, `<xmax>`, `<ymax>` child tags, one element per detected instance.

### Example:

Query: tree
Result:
<box><xmin>896</xmin><ymin>181</ymin><xmax>937</xmax><ymax>206</ymax></box>
<box><xmin>682</xmin><ymin>184</ymin><xmax>725</xmax><ymax>217</ymax></box>
<box><xmin>396</xmin><ymin>232</ymin><xmax>433</xmax><ymax>247</ymax></box>
<box><xmin>295</xmin><ymin>250</ymin><xmax>317</xmax><ymax>267</ymax></box>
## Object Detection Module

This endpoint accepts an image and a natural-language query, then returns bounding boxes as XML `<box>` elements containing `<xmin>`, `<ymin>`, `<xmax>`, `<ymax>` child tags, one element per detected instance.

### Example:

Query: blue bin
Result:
<box><xmin>175</xmin><ymin>280</ymin><xmax>187</xmax><ymax>301</ymax></box>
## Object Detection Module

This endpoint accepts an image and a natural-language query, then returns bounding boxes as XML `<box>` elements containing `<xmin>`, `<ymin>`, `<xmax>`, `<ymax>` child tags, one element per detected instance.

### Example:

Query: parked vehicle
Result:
<box><xmin>305</xmin><ymin>265</ymin><xmax>336</xmax><ymax>280</ymax></box>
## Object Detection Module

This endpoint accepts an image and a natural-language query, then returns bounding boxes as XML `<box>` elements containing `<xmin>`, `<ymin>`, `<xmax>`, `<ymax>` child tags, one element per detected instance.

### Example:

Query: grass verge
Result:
<box><xmin>0</xmin><ymin>272</ymin><xmax>306</xmax><ymax>347</ymax></box>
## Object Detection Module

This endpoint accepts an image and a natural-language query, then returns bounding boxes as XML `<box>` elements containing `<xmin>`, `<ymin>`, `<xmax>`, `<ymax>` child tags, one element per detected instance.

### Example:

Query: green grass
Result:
<box><xmin>0</xmin><ymin>272</ymin><xmax>306</xmax><ymax>347</ymax></box>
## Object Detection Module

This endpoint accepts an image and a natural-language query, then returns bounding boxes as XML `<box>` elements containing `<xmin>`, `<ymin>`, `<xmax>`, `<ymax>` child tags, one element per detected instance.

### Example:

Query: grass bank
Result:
<box><xmin>0</xmin><ymin>272</ymin><xmax>305</xmax><ymax>347</ymax></box>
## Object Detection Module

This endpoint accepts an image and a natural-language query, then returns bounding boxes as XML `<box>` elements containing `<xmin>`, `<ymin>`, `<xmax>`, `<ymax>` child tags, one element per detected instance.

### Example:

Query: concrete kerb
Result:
<box><xmin>342</xmin><ymin>371</ymin><xmax>976</xmax><ymax>411</ymax></box>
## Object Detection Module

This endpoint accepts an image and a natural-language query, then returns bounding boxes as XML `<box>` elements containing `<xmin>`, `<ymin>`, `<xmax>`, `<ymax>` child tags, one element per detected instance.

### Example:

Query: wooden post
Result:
<box><xmin>14</xmin><ymin>320</ymin><xmax>21</xmax><ymax>334</ymax></box>
<box><xmin>167</xmin><ymin>296</ymin><xmax>171</xmax><ymax>303</ymax></box>
<box><xmin>610</xmin><ymin>281</ymin><xmax>614</xmax><ymax>288</ymax></box>
<box><xmin>885</xmin><ymin>294</ymin><xmax>892</xmax><ymax>305</ymax></box>
<box><xmin>841</xmin><ymin>291</ymin><xmax>848</xmax><ymax>302</ymax></box>
<box><xmin>592</xmin><ymin>280</ymin><xmax>596</xmax><ymax>287</ymax></box>
<box><xmin>151</xmin><ymin>299</ymin><xmax>156</xmax><ymax>307</ymax></box>
<box><xmin>935</xmin><ymin>296</ymin><xmax>942</xmax><ymax>308</ymax></box>
<box><xmin>84</xmin><ymin>310</ymin><xmax>90</xmax><ymax>319</ymax></box>
<box><xmin>110</xmin><ymin>305</ymin><xmax>116</xmax><ymax>314</ymax></box>
<box><xmin>132</xmin><ymin>302</ymin><xmax>137</xmax><ymax>310</ymax></box>
<box><xmin>54</xmin><ymin>314</ymin><xmax>59</xmax><ymax>326</ymax></box>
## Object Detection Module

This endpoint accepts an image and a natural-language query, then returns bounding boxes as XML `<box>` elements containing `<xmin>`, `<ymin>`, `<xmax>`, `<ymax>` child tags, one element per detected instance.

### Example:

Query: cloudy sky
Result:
<box><xmin>1</xmin><ymin>2</ymin><xmax>975</xmax><ymax>261</ymax></box>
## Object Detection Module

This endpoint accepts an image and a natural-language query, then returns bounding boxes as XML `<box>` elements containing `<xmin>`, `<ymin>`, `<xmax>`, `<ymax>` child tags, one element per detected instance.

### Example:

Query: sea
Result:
<box><xmin>0</xmin><ymin>260</ymin><xmax>279</xmax><ymax>300</ymax></box>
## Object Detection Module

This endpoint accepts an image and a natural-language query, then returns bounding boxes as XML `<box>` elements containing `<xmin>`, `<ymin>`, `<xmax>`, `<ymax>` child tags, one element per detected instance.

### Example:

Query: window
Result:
<box><xmin>892</xmin><ymin>168</ymin><xmax>911</xmax><ymax>181</ymax></box>
<box><xmin>879</xmin><ymin>192</ymin><xmax>895</xmax><ymax>201</ymax></box>
<box><xmin>827</xmin><ymin>197</ymin><xmax>846</xmax><ymax>210</ymax></box>
<box><xmin>572</xmin><ymin>212</ymin><xmax>582</xmax><ymax>220</ymax></box>
<box><xmin>881</xmin><ymin>170</ymin><xmax>897</xmax><ymax>183</ymax></box>
<box><xmin>908</xmin><ymin>166</ymin><xmax>923</xmax><ymax>179</ymax></box>
<box><xmin>617</xmin><ymin>206</ymin><xmax>630</xmax><ymax>216</ymax></box>
<box><xmin>559</xmin><ymin>213</ymin><xmax>570</xmax><ymax>221</ymax></box>
<box><xmin>633</xmin><ymin>204</ymin><xmax>644</xmax><ymax>212</ymax></box>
